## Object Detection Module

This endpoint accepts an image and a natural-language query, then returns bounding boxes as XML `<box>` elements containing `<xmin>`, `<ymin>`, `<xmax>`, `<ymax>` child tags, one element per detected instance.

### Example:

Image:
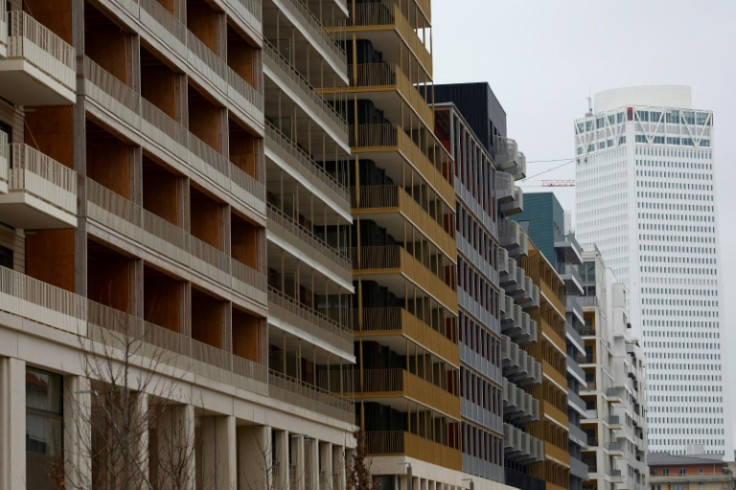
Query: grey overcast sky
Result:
<box><xmin>431</xmin><ymin>0</ymin><xmax>736</xmax><ymax>452</ymax></box>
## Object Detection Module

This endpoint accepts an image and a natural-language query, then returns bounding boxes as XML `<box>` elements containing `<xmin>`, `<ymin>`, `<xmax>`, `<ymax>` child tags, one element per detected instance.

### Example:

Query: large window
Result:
<box><xmin>26</xmin><ymin>367</ymin><xmax>64</xmax><ymax>490</ymax></box>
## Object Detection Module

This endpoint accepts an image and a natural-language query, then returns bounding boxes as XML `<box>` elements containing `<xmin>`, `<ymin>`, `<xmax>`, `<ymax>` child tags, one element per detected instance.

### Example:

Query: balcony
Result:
<box><xmin>352</xmin><ymin>185</ymin><xmax>455</xmax><ymax>258</ymax></box>
<box><xmin>554</xmin><ymin>235</ymin><xmax>583</xmax><ymax>265</ymax></box>
<box><xmin>0</xmin><ymin>3</ymin><xmax>6</xmax><ymax>57</ymax></box>
<box><xmin>607</xmin><ymin>415</ymin><xmax>623</xmax><ymax>429</ymax></box>
<box><xmin>0</xmin><ymin>11</ymin><xmax>76</xmax><ymax>105</ymax></box>
<box><xmin>501</xmin><ymin>300</ymin><xmax>537</xmax><ymax>345</ymax></box>
<box><xmin>267</xmin><ymin>287</ymin><xmax>353</xmax><ymax>358</ymax></box>
<box><xmin>263</xmin><ymin>40</ymin><xmax>348</xmax><ymax>150</ymax></box>
<box><xmin>352</xmin><ymin>368</ymin><xmax>460</xmax><ymax>418</ymax></box>
<box><xmin>568</xmin><ymin>422</ymin><xmax>588</xmax><ymax>449</ymax></box>
<box><xmin>606</xmin><ymin>387</ymin><xmax>623</xmax><ymax>404</ymax></box>
<box><xmin>499</xmin><ymin>219</ymin><xmax>528</xmax><ymax>257</ymax></box>
<box><xmin>566</xmin><ymin>296</ymin><xmax>585</xmax><ymax>325</ymax></box>
<box><xmin>351</xmin><ymin>246</ymin><xmax>457</xmax><ymax>312</ymax></box>
<box><xmin>365</xmin><ymin>431</ymin><xmax>462</xmax><ymax>470</ymax></box>
<box><xmin>83</xmin><ymin>58</ymin><xmax>266</xmax><ymax>222</ymax></box>
<box><xmin>567</xmin><ymin>356</ymin><xmax>586</xmax><ymax>385</ymax></box>
<box><xmin>269</xmin><ymin>370</ymin><xmax>353</xmax><ymax>424</ymax></box>
<box><xmin>346</xmin><ymin>63</ymin><xmax>434</xmax><ymax>129</ymax></box>
<box><xmin>355</xmin><ymin>307</ymin><xmax>459</xmax><ymax>366</ymax></box>
<box><xmin>570</xmin><ymin>455</ymin><xmax>589</xmax><ymax>480</ymax></box>
<box><xmin>503</xmin><ymin>424</ymin><xmax>544</xmax><ymax>464</ymax></box>
<box><xmin>610</xmin><ymin>469</ymin><xmax>623</xmax><ymax>483</ymax></box>
<box><xmin>267</xmin><ymin>205</ymin><xmax>351</xmax><ymax>287</ymax></box>
<box><xmin>350</xmin><ymin>124</ymin><xmax>454</xmax><ymax>206</ymax></box>
<box><xmin>493</xmin><ymin>136</ymin><xmax>525</xmax><ymax>179</ymax></box>
<box><xmin>558</xmin><ymin>263</ymin><xmax>584</xmax><ymax>296</ymax></box>
<box><xmin>0</xmin><ymin>133</ymin><xmax>7</xmax><ymax>193</ymax></box>
<box><xmin>568</xmin><ymin>388</ymin><xmax>587</xmax><ymax>418</ymax></box>
<box><xmin>499</xmin><ymin>184</ymin><xmax>523</xmax><ymax>216</ymax></box>
<box><xmin>0</xmin><ymin>144</ymin><xmax>77</xmax><ymax>229</ymax></box>
<box><xmin>86</xmin><ymin>180</ymin><xmax>267</xmax><ymax>312</ymax></box>
<box><xmin>607</xmin><ymin>441</ymin><xmax>624</xmax><ymax>456</ymax></box>
<box><xmin>270</xmin><ymin>0</ymin><xmax>347</xmax><ymax>78</ymax></box>
<box><xmin>502</xmin><ymin>378</ymin><xmax>539</xmax><ymax>423</ymax></box>
<box><xmin>501</xmin><ymin>335</ymin><xmax>542</xmax><ymax>386</ymax></box>
<box><xmin>265</xmin><ymin>122</ymin><xmax>349</xmax><ymax>215</ymax></box>
<box><xmin>345</xmin><ymin>2</ymin><xmax>432</xmax><ymax>75</ymax></box>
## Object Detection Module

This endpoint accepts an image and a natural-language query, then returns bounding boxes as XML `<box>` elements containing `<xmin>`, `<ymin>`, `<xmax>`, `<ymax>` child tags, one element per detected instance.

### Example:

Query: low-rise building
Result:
<box><xmin>648</xmin><ymin>451</ymin><xmax>735</xmax><ymax>490</ymax></box>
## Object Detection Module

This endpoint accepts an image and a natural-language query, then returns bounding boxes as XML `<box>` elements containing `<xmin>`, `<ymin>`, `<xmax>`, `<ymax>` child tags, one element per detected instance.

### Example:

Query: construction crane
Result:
<box><xmin>540</xmin><ymin>180</ymin><xmax>576</xmax><ymax>187</ymax></box>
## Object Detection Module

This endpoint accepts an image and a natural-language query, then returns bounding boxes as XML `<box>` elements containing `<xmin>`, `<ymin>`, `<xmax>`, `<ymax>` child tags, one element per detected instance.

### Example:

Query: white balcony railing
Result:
<box><xmin>0</xmin><ymin>132</ymin><xmax>8</xmax><ymax>193</ymax></box>
<box><xmin>0</xmin><ymin>143</ymin><xmax>77</xmax><ymax>229</ymax></box>
<box><xmin>0</xmin><ymin>11</ymin><xmax>76</xmax><ymax>105</ymax></box>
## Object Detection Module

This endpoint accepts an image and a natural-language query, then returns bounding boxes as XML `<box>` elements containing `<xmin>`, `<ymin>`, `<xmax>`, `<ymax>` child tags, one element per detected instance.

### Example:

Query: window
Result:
<box><xmin>26</xmin><ymin>368</ymin><xmax>63</xmax><ymax>490</ymax></box>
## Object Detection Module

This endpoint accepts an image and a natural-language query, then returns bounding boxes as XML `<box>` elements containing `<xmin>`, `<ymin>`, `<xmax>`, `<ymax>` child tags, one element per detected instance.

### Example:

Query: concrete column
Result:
<box><xmin>237</xmin><ymin>425</ymin><xmax>271</xmax><ymax>490</ymax></box>
<box><xmin>274</xmin><ymin>430</ymin><xmax>289</xmax><ymax>490</ymax></box>
<box><xmin>157</xmin><ymin>404</ymin><xmax>195</xmax><ymax>490</ymax></box>
<box><xmin>305</xmin><ymin>437</ymin><xmax>319</xmax><ymax>490</ymax></box>
<box><xmin>64</xmin><ymin>375</ymin><xmax>91</xmax><ymax>489</ymax></box>
<box><xmin>0</xmin><ymin>357</ymin><xmax>25</xmax><ymax>490</ymax></box>
<box><xmin>290</xmin><ymin>434</ymin><xmax>306</xmax><ymax>490</ymax></box>
<box><xmin>320</xmin><ymin>442</ymin><xmax>333</xmax><ymax>490</ymax></box>
<box><xmin>332</xmin><ymin>445</ymin><xmax>346</xmax><ymax>490</ymax></box>
<box><xmin>199</xmin><ymin>415</ymin><xmax>236</xmax><ymax>490</ymax></box>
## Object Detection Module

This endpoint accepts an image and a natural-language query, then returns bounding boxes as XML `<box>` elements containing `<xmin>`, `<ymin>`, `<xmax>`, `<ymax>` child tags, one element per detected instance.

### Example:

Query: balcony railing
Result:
<box><xmin>351</xmin><ymin>185</ymin><xmax>455</xmax><ymax>258</ymax></box>
<box><xmin>351</xmin><ymin>245</ymin><xmax>457</xmax><ymax>312</ymax></box>
<box><xmin>355</xmin><ymin>307</ymin><xmax>458</xmax><ymax>365</ymax></box>
<box><xmin>0</xmin><ymin>144</ymin><xmax>77</xmax><ymax>229</ymax></box>
<box><xmin>354</xmin><ymin>368</ymin><xmax>459</xmax><ymax>417</ymax></box>
<box><xmin>269</xmin><ymin>369</ymin><xmax>353</xmax><ymax>423</ymax></box>
<box><xmin>273</xmin><ymin>0</ymin><xmax>346</xmax><ymax>75</ymax></box>
<box><xmin>267</xmin><ymin>287</ymin><xmax>352</xmax><ymax>355</ymax></box>
<box><xmin>0</xmin><ymin>2</ymin><xmax>6</xmax><ymax>56</ymax></box>
<box><xmin>267</xmin><ymin>204</ymin><xmax>351</xmax><ymax>284</ymax></box>
<box><xmin>350</xmin><ymin>124</ymin><xmax>453</xmax><ymax>205</ymax></box>
<box><xmin>86</xmin><ymin>180</ymin><xmax>267</xmax><ymax>309</ymax></box>
<box><xmin>365</xmin><ymin>431</ymin><xmax>462</xmax><ymax>470</ymax></box>
<box><xmin>346</xmin><ymin>3</ymin><xmax>432</xmax><ymax>75</ymax></box>
<box><xmin>137</xmin><ymin>0</ymin><xmax>263</xmax><ymax>127</ymax></box>
<box><xmin>503</xmin><ymin>424</ymin><xmax>544</xmax><ymax>464</ymax></box>
<box><xmin>83</xmin><ymin>58</ymin><xmax>266</xmax><ymax>220</ymax></box>
<box><xmin>263</xmin><ymin>40</ymin><xmax>347</xmax><ymax>144</ymax></box>
<box><xmin>264</xmin><ymin>121</ymin><xmax>349</xmax><ymax>209</ymax></box>
<box><xmin>0</xmin><ymin>11</ymin><xmax>76</xmax><ymax>105</ymax></box>
<box><xmin>0</xmin><ymin>263</ymin><xmax>353</xmax><ymax>422</ymax></box>
<box><xmin>349</xmin><ymin>63</ymin><xmax>434</xmax><ymax>128</ymax></box>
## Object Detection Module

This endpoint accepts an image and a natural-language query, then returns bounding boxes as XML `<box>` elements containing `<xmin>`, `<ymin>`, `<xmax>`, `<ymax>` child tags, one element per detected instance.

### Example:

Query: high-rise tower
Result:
<box><xmin>574</xmin><ymin>86</ymin><xmax>730</xmax><ymax>457</ymax></box>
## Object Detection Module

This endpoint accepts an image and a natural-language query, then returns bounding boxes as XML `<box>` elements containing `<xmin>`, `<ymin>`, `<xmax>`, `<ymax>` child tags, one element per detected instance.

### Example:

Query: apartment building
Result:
<box><xmin>649</xmin><ymin>450</ymin><xmax>735</xmax><ymax>490</ymax></box>
<box><xmin>0</xmin><ymin>0</ymin><xmax>357</xmax><ymax>488</ymax></box>
<box><xmin>432</xmin><ymin>83</ymin><xmax>546</xmax><ymax>490</ymax></box>
<box><xmin>579</xmin><ymin>248</ymin><xmax>648</xmax><ymax>490</ymax></box>
<box><xmin>324</xmin><ymin>1</ymin><xmax>471</xmax><ymax>489</ymax></box>
<box><xmin>511</xmin><ymin>192</ymin><xmax>589</xmax><ymax>490</ymax></box>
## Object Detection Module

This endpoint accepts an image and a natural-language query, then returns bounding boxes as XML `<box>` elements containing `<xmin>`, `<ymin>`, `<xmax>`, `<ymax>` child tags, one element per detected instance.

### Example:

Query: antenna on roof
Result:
<box><xmin>587</xmin><ymin>88</ymin><xmax>593</xmax><ymax>115</ymax></box>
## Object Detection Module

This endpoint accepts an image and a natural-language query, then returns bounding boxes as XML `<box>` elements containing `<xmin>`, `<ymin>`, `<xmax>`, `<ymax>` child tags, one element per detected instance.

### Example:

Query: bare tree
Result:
<box><xmin>346</xmin><ymin>430</ymin><xmax>377</xmax><ymax>490</ymax></box>
<box><xmin>56</xmin><ymin>305</ymin><xmax>207</xmax><ymax>490</ymax></box>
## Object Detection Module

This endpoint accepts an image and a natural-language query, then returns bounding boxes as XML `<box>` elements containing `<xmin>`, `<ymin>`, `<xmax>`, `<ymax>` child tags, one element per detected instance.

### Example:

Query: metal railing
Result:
<box><xmin>268</xmin><ymin>369</ymin><xmax>353</xmax><ymax>423</ymax></box>
<box><xmin>267</xmin><ymin>204</ymin><xmax>351</xmax><ymax>279</ymax></box>
<box><xmin>264</xmin><ymin>121</ymin><xmax>349</xmax><ymax>205</ymax></box>
<box><xmin>364</xmin><ymin>430</ymin><xmax>461</xmax><ymax>469</ymax></box>
<box><xmin>6</xmin><ymin>11</ymin><xmax>76</xmax><ymax>92</ymax></box>
<box><xmin>8</xmin><ymin>144</ymin><xmax>77</xmax><ymax>214</ymax></box>
<box><xmin>267</xmin><ymin>287</ymin><xmax>352</xmax><ymax>352</ymax></box>
<box><xmin>263</xmin><ymin>40</ymin><xmax>347</xmax><ymax>137</ymax></box>
<box><xmin>276</xmin><ymin>0</ymin><xmax>346</xmax><ymax>69</ymax></box>
<box><xmin>86</xmin><ymin>180</ymin><xmax>267</xmax><ymax>305</ymax></box>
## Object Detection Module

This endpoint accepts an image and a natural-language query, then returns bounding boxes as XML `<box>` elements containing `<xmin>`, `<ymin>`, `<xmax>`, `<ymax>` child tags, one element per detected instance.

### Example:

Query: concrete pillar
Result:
<box><xmin>199</xmin><ymin>415</ymin><xmax>237</xmax><ymax>490</ymax></box>
<box><xmin>237</xmin><ymin>425</ymin><xmax>272</xmax><ymax>490</ymax></box>
<box><xmin>274</xmin><ymin>430</ymin><xmax>289</xmax><ymax>490</ymax></box>
<box><xmin>332</xmin><ymin>445</ymin><xmax>346</xmax><ymax>490</ymax></box>
<box><xmin>290</xmin><ymin>434</ymin><xmax>306</xmax><ymax>490</ymax></box>
<box><xmin>157</xmin><ymin>404</ymin><xmax>195</xmax><ymax>490</ymax></box>
<box><xmin>305</xmin><ymin>437</ymin><xmax>319</xmax><ymax>490</ymax></box>
<box><xmin>0</xmin><ymin>358</ymin><xmax>25</xmax><ymax>490</ymax></box>
<box><xmin>320</xmin><ymin>442</ymin><xmax>333</xmax><ymax>490</ymax></box>
<box><xmin>64</xmin><ymin>375</ymin><xmax>91</xmax><ymax>489</ymax></box>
